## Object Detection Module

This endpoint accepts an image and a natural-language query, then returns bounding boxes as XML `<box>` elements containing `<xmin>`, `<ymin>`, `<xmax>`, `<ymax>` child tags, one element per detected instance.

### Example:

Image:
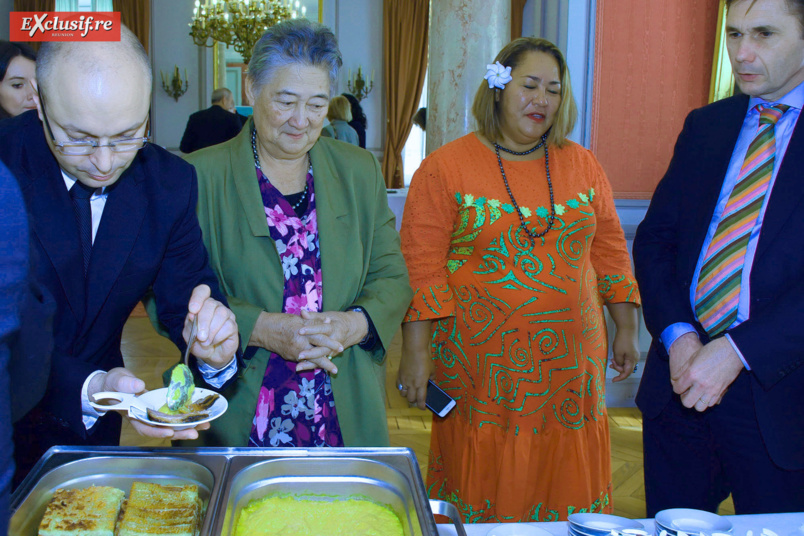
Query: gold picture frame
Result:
<box><xmin>709</xmin><ymin>0</ymin><xmax>735</xmax><ymax>102</ymax></box>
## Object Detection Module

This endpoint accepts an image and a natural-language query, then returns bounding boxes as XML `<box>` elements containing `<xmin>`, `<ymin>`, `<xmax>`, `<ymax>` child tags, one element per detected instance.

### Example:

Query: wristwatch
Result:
<box><xmin>347</xmin><ymin>306</ymin><xmax>376</xmax><ymax>349</ymax></box>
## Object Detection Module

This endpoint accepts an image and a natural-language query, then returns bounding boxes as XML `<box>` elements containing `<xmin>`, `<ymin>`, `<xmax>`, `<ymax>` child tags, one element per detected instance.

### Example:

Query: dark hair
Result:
<box><xmin>0</xmin><ymin>41</ymin><xmax>36</xmax><ymax>120</ymax></box>
<box><xmin>725</xmin><ymin>0</ymin><xmax>804</xmax><ymax>36</ymax></box>
<box><xmin>412</xmin><ymin>107</ymin><xmax>427</xmax><ymax>131</ymax></box>
<box><xmin>0</xmin><ymin>41</ymin><xmax>36</xmax><ymax>81</ymax></box>
<box><xmin>342</xmin><ymin>93</ymin><xmax>367</xmax><ymax>128</ymax></box>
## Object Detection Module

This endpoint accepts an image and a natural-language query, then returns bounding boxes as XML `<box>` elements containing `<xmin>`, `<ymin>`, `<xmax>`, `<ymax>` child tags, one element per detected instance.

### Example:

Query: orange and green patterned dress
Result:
<box><xmin>400</xmin><ymin>134</ymin><xmax>640</xmax><ymax>523</ymax></box>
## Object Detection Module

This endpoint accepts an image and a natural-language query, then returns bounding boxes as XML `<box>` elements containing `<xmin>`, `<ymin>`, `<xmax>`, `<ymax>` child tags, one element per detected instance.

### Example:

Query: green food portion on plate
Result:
<box><xmin>166</xmin><ymin>364</ymin><xmax>195</xmax><ymax>412</ymax></box>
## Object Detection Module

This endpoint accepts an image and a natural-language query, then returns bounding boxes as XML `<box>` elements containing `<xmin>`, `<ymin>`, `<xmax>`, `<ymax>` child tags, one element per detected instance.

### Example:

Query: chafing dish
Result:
<box><xmin>9</xmin><ymin>447</ymin><xmax>228</xmax><ymax>536</ymax></box>
<box><xmin>9</xmin><ymin>446</ymin><xmax>465</xmax><ymax>536</ymax></box>
<box><xmin>215</xmin><ymin>451</ymin><xmax>434</xmax><ymax>535</ymax></box>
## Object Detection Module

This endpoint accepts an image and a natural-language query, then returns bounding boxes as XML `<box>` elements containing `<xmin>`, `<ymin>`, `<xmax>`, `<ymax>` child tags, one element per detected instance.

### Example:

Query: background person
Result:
<box><xmin>320</xmin><ymin>94</ymin><xmax>359</xmax><ymax>145</ymax></box>
<box><xmin>633</xmin><ymin>0</ymin><xmax>804</xmax><ymax>515</ymax></box>
<box><xmin>0</xmin><ymin>28</ymin><xmax>239</xmax><ymax>484</ymax></box>
<box><xmin>180</xmin><ymin>87</ymin><xmax>245</xmax><ymax>153</ymax></box>
<box><xmin>0</xmin><ymin>160</ymin><xmax>28</xmax><ymax>533</ymax></box>
<box><xmin>185</xmin><ymin>19</ymin><xmax>411</xmax><ymax>448</ymax></box>
<box><xmin>342</xmin><ymin>92</ymin><xmax>367</xmax><ymax>148</ymax></box>
<box><xmin>0</xmin><ymin>41</ymin><xmax>36</xmax><ymax>120</ymax></box>
<box><xmin>398</xmin><ymin>37</ymin><xmax>640</xmax><ymax>522</ymax></box>
<box><xmin>412</xmin><ymin>106</ymin><xmax>427</xmax><ymax>131</ymax></box>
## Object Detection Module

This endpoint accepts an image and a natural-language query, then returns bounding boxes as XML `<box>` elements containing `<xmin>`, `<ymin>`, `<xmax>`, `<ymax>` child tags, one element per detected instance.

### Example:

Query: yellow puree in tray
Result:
<box><xmin>234</xmin><ymin>495</ymin><xmax>404</xmax><ymax>536</ymax></box>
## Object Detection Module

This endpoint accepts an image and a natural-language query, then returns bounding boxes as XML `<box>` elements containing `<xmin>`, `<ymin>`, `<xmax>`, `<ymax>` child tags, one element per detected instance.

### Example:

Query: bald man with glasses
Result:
<box><xmin>0</xmin><ymin>27</ymin><xmax>240</xmax><ymax>485</ymax></box>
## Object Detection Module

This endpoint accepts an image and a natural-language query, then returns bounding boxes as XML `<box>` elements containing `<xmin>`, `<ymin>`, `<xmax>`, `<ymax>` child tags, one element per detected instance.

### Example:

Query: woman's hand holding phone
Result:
<box><xmin>425</xmin><ymin>379</ymin><xmax>456</xmax><ymax>417</ymax></box>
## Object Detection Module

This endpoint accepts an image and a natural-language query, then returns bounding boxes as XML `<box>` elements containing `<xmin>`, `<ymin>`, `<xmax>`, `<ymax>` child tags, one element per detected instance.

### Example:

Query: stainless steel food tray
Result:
<box><xmin>9</xmin><ymin>446</ymin><xmax>465</xmax><ymax>536</ymax></box>
<box><xmin>9</xmin><ymin>447</ymin><xmax>228</xmax><ymax>536</ymax></box>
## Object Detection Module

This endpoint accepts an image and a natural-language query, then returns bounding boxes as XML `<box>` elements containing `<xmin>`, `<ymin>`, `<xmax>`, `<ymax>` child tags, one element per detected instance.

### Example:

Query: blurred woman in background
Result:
<box><xmin>0</xmin><ymin>41</ymin><xmax>36</xmax><ymax>120</ymax></box>
<box><xmin>342</xmin><ymin>92</ymin><xmax>367</xmax><ymax>148</ymax></box>
<box><xmin>321</xmin><ymin>95</ymin><xmax>359</xmax><ymax>146</ymax></box>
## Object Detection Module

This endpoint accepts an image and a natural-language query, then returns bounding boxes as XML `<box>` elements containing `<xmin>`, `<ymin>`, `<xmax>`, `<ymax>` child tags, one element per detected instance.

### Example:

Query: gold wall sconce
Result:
<box><xmin>347</xmin><ymin>66</ymin><xmax>374</xmax><ymax>102</ymax></box>
<box><xmin>161</xmin><ymin>65</ymin><xmax>189</xmax><ymax>102</ymax></box>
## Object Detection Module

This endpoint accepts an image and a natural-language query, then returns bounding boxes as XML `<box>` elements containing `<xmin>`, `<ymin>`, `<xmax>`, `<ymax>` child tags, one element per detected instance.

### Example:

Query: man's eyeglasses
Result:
<box><xmin>38</xmin><ymin>89</ymin><xmax>150</xmax><ymax>156</ymax></box>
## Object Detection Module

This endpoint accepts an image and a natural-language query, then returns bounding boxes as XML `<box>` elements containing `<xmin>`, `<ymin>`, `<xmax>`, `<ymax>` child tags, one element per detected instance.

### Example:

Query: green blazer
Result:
<box><xmin>183</xmin><ymin>120</ymin><xmax>412</xmax><ymax>447</ymax></box>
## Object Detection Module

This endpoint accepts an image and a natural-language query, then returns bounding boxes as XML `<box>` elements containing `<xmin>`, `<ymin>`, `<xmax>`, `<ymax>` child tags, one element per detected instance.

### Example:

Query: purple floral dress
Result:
<box><xmin>247</xmin><ymin>165</ymin><xmax>344</xmax><ymax>448</ymax></box>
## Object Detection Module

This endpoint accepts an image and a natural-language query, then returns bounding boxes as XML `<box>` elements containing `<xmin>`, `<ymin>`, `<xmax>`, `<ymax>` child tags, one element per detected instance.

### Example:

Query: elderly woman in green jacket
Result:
<box><xmin>184</xmin><ymin>19</ymin><xmax>411</xmax><ymax>447</ymax></box>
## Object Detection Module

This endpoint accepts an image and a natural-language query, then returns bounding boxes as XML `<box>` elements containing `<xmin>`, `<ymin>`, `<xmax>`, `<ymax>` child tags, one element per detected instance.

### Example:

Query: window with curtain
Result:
<box><xmin>402</xmin><ymin>69</ymin><xmax>428</xmax><ymax>186</ymax></box>
<box><xmin>55</xmin><ymin>0</ymin><xmax>112</xmax><ymax>10</ymax></box>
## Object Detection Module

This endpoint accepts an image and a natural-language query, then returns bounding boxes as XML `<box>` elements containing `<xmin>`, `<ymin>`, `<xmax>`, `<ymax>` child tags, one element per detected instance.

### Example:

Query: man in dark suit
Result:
<box><xmin>180</xmin><ymin>87</ymin><xmax>245</xmax><ymax>153</ymax></box>
<box><xmin>0</xmin><ymin>29</ymin><xmax>240</xmax><ymax>484</ymax></box>
<box><xmin>633</xmin><ymin>0</ymin><xmax>804</xmax><ymax>516</ymax></box>
<box><xmin>0</xmin><ymin>160</ymin><xmax>28</xmax><ymax>533</ymax></box>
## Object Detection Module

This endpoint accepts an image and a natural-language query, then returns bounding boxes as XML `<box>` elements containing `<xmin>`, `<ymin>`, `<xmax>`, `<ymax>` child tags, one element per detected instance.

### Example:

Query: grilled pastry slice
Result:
<box><xmin>116</xmin><ymin>482</ymin><xmax>203</xmax><ymax>536</ymax></box>
<box><xmin>38</xmin><ymin>486</ymin><xmax>125</xmax><ymax>536</ymax></box>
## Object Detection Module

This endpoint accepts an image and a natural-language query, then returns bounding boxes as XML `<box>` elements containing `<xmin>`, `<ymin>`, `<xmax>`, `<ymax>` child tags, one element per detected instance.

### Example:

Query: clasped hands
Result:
<box><xmin>668</xmin><ymin>332</ymin><xmax>744</xmax><ymax>412</ymax></box>
<box><xmin>268</xmin><ymin>309</ymin><xmax>368</xmax><ymax>375</ymax></box>
<box><xmin>88</xmin><ymin>284</ymin><xmax>239</xmax><ymax>440</ymax></box>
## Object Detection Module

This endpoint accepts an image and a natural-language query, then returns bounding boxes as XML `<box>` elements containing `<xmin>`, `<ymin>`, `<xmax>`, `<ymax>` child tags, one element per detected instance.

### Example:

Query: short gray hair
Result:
<box><xmin>247</xmin><ymin>19</ymin><xmax>342</xmax><ymax>98</ymax></box>
<box><xmin>36</xmin><ymin>24</ymin><xmax>151</xmax><ymax>95</ymax></box>
<box><xmin>211</xmin><ymin>87</ymin><xmax>232</xmax><ymax>104</ymax></box>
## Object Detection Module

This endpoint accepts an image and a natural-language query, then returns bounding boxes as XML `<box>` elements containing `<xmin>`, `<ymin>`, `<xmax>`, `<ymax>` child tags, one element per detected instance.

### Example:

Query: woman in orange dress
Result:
<box><xmin>398</xmin><ymin>38</ymin><xmax>641</xmax><ymax>523</ymax></box>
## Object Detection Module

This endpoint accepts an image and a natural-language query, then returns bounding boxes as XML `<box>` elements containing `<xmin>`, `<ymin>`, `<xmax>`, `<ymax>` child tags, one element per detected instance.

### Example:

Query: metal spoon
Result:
<box><xmin>183</xmin><ymin>315</ymin><xmax>198</xmax><ymax>367</ymax></box>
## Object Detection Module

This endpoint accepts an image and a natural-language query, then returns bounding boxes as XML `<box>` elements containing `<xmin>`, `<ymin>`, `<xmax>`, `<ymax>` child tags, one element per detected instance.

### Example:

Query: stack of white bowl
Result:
<box><xmin>567</xmin><ymin>513</ymin><xmax>646</xmax><ymax>536</ymax></box>
<box><xmin>654</xmin><ymin>508</ymin><xmax>733</xmax><ymax>536</ymax></box>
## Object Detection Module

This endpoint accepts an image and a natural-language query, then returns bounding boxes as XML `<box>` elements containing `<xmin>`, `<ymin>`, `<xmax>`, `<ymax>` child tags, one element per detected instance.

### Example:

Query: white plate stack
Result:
<box><xmin>567</xmin><ymin>513</ymin><xmax>645</xmax><ymax>536</ymax></box>
<box><xmin>654</xmin><ymin>508</ymin><xmax>733</xmax><ymax>536</ymax></box>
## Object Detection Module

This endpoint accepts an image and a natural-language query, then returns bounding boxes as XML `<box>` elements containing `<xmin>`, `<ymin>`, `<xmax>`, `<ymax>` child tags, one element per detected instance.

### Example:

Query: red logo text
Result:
<box><xmin>10</xmin><ymin>12</ymin><xmax>121</xmax><ymax>42</ymax></box>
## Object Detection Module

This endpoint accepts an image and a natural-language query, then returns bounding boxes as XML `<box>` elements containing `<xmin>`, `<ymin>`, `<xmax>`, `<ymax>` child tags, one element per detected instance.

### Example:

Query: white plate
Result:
<box><xmin>90</xmin><ymin>387</ymin><xmax>228</xmax><ymax>430</ymax></box>
<box><xmin>570</xmin><ymin>527</ymin><xmax>608</xmax><ymax>536</ymax></box>
<box><xmin>655</xmin><ymin>521</ymin><xmax>676</xmax><ymax>536</ymax></box>
<box><xmin>654</xmin><ymin>509</ymin><xmax>732</xmax><ymax>533</ymax></box>
<box><xmin>486</xmin><ymin>523</ymin><xmax>552</xmax><ymax>536</ymax></box>
<box><xmin>573</xmin><ymin>526</ymin><xmax>650</xmax><ymax>536</ymax></box>
<box><xmin>569</xmin><ymin>513</ymin><xmax>644</xmax><ymax>531</ymax></box>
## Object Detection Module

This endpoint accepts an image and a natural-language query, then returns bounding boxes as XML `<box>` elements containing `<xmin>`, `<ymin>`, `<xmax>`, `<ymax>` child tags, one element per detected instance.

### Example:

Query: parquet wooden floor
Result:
<box><xmin>119</xmin><ymin>316</ymin><xmax>735</xmax><ymax>519</ymax></box>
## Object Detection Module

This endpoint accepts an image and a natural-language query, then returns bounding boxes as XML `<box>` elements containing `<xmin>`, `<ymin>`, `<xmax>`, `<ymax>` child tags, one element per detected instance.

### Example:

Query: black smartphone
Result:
<box><xmin>426</xmin><ymin>379</ymin><xmax>456</xmax><ymax>417</ymax></box>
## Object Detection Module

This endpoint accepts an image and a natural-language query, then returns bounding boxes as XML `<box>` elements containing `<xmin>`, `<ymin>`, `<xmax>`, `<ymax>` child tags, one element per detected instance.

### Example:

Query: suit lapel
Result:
<box><xmin>755</xmin><ymin>115</ymin><xmax>804</xmax><ymax>257</ymax></box>
<box><xmin>84</xmin><ymin>162</ymin><xmax>147</xmax><ymax>325</ymax></box>
<box><xmin>309</xmin><ymin>142</ymin><xmax>351</xmax><ymax>311</ymax></box>
<box><xmin>682</xmin><ymin>96</ymin><xmax>750</xmax><ymax>276</ymax></box>
<box><xmin>21</xmin><ymin>143</ymin><xmax>87</xmax><ymax>321</ymax></box>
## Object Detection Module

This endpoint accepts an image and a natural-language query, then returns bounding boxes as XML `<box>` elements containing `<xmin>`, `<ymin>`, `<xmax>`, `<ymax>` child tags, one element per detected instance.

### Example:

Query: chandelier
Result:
<box><xmin>189</xmin><ymin>0</ymin><xmax>305</xmax><ymax>65</ymax></box>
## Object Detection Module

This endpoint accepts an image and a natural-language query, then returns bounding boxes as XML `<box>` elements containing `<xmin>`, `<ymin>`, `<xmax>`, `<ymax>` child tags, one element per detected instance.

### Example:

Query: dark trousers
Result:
<box><xmin>642</xmin><ymin>371</ymin><xmax>804</xmax><ymax>516</ymax></box>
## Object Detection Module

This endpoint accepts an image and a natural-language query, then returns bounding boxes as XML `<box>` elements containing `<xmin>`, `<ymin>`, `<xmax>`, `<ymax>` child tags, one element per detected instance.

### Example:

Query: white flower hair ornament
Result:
<box><xmin>484</xmin><ymin>61</ymin><xmax>512</xmax><ymax>90</ymax></box>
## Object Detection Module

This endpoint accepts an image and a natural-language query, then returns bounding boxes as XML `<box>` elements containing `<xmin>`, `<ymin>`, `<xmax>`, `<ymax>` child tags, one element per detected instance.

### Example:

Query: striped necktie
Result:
<box><xmin>694</xmin><ymin>103</ymin><xmax>789</xmax><ymax>336</ymax></box>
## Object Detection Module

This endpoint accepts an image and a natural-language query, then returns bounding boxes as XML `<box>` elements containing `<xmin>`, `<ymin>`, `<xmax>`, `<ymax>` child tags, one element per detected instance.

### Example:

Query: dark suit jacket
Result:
<box><xmin>0</xmin><ymin>111</ymin><xmax>227</xmax><ymax>449</ymax></box>
<box><xmin>0</xmin><ymin>160</ymin><xmax>27</xmax><ymax>532</ymax></box>
<box><xmin>180</xmin><ymin>105</ymin><xmax>244</xmax><ymax>154</ymax></box>
<box><xmin>633</xmin><ymin>95</ymin><xmax>804</xmax><ymax>470</ymax></box>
